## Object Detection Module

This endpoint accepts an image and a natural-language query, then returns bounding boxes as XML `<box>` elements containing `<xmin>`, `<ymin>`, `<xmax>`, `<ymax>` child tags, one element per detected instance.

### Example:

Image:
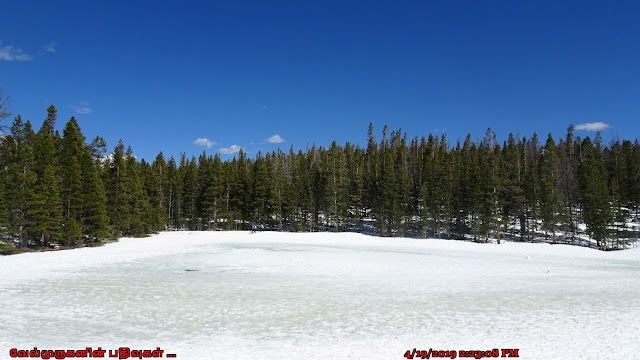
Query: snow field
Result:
<box><xmin>1</xmin><ymin>231</ymin><xmax>639</xmax><ymax>359</ymax></box>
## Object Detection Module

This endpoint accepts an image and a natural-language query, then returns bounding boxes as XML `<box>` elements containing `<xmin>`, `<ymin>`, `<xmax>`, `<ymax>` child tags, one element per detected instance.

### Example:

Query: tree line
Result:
<box><xmin>1</xmin><ymin>105</ymin><xmax>639</xmax><ymax>251</ymax></box>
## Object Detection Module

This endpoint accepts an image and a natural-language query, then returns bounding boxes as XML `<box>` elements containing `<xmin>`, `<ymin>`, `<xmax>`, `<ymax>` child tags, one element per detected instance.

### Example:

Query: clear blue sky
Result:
<box><xmin>2</xmin><ymin>1</ymin><xmax>639</xmax><ymax>161</ymax></box>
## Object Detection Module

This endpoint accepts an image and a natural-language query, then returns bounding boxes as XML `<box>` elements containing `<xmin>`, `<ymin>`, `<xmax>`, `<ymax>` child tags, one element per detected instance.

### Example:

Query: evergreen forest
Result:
<box><xmin>1</xmin><ymin>103</ymin><xmax>639</xmax><ymax>252</ymax></box>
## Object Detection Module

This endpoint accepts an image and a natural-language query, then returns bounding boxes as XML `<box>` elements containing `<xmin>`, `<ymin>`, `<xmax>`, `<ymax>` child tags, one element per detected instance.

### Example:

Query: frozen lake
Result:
<box><xmin>2</xmin><ymin>231</ymin><xmax>640</xmax><ymax>359</ymax></box>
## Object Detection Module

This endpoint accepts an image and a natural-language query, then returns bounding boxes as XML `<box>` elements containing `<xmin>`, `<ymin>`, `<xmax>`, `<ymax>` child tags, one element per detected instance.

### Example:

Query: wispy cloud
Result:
<box><xmin>70</xmin><ymin>105</ymin><xmax>92</xmax><ymax>115</ymax></box>
<box><xmin>267</xmin><ymin>134</ymin><xmax>285</xmax><ymax>143</ymax></box>
<box><xmin>43</xmin><ymin>42</ymin><xmax>57</xmax><ymax>53</ymax></box>
<box><xmin>574</xmin><ymin>122</ymin><xmax>610</xmax><ymax>131</ymax></box>
<box><xmin>219</xmin><ymin>145</ymin><xmax>241</xmax><ymax>154</ymax></box>
<box><xmin>0</xmin><ymin>42</ymin><xmax>33</xmax><ymax>61</ymax></box>
<box><xmin>193</xmin><ymin>138</ymin><xmax>216</xmax><ymax>148</ymax></box>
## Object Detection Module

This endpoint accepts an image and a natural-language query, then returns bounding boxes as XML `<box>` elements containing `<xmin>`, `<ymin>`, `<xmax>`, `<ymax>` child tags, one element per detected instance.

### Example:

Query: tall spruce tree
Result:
<box><xmin>0</xmin><ymin>170</ymin><xmax>7</xmax><ymax>234</ymax></box>
<box><xmin>559</xmin><ymin>126</ymin><xmax>579</xmax><ymax>241</ymax></box>
<box><xmin>181</xmin><ymin>155</ymin><xmax>199</xmax><ymax>230</ymax></box>
<box><xmin>28</xmin><ymin>165</ymin><xmax>63</xmax><ymax>247</ymax></box>
<box><xmin>123</xmin><ymin>146</ymin><xmax>149</xmax><ymax>235</ymax></box>
<box><xmin>60</xmin><ymin>117</ymin><xmax>85</xmax><ymax>223</ymax></box>
<box><xmin>578</xmin><ymin>137</ymin><xmax>613</xmax><ymax>249</ymax></box>
<box><xmin>105</xmin><ymin>140</ymin><xmax>129</xmax><ymax>234</ymax></box>
<box><xmin>81</xmin><ymin>149</ymin><xmax>110</xmax><ymax>238</ymax></box>
<box><xmin>4</xmin><ymin>116</ymin><xmax>37</xmax><ymax>246</ymax></box>
<box><xmin>539</xmin><ymin>133</ymin><xmax>562</xmax><ymax>243</ymax></box>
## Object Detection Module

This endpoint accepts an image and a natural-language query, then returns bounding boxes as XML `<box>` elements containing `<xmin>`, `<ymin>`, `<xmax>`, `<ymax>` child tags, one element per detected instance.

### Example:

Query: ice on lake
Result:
<box><xmin>2</xmin><ymin>231</ymin><xmax>640</xmax><ymax>359</ymax></box>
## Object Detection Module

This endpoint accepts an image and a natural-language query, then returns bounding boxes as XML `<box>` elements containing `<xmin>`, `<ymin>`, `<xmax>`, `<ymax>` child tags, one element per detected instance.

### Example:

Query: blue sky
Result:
<box><xmin>2</xmin><ymin>1</ymin><xmax>639</xmax><ymax>161</ymax></box>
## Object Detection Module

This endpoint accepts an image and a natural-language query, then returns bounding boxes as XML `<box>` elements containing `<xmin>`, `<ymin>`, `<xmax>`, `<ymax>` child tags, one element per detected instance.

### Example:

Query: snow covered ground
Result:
<box><xmin>1</xmin><ymin>231</ymin><xmax>639</xmax><ymax>359</ymax></box>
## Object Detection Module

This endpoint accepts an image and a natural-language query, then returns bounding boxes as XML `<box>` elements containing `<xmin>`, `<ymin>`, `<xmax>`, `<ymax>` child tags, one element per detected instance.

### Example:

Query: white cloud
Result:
<box><xmin>574</xmin><ymin>122</ymin><xmax>610</xmax><ymax>131</ymax></box>
<box><xmin>267</xmin><ymin>134</ymin><xmax>285</xmax><ymax>143</ymax></box>
<box><xmin>43</xmin><ymin>42</ymin><xmax>57</xmax><ymax>53</ymax></box>
<box><xmin>219</xmin><ymin>145</ymin><xmax>241</xmax><ymax>154</ymax></box>
<box><xmin>0</xmin><ymin>42</ymin><xmax>33</xmax><ymax>61</ymax></box>
<box><xmin>70</xmin><ymin>105</ymin><xmax>92</xmax><ymax>115</ymax></box>
<box><xmin>193</xmin><ymin>138</ymin><xmax>216</xmax><ymax>148</ymax></box>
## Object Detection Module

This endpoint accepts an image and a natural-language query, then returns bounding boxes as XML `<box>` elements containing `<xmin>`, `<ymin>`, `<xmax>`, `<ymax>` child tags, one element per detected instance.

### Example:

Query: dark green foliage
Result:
<box><xmin>62</xmin><ymin>217</ymin><xmax>82</xmax><ymax>246</ymax></box>
<box><xmin>28</xmin><ymin>165</ymin><xmax>62</xmax><ymax>247</ymax></box>
<box><xmin>105</xmin><ymin>140</ymin><xmax>129</xmax><ymax>233</ymax></box>
<box><xmin>88</xmin><ymin>136</ymin><xmax>108</xmax><ymax>158</ymax></box>
<box><xmin>538</xmin><ymin>133</ymin><xmax>562</xmax><ymax>243</ymax></box>
<box><xmin>81</xmin><ymin>149</ymin><xmax>110</xmax><ymax>238</ymax></box>
<box><xmin>181</xmin><ymin>155</ymin><xmax>199</xmax><ymax>230</ymax></box>
<box><xmin>165</xmin><ymin>156</ymin><xmax>181</xmax><ymax>228</ymax></box>
<box><xmin>1</xmin><ymin>103</ymin><xmax>638</xmax><ymax>251</ymax></box>
<box><xmin>197</xmin><ymin>153</ymin><xmax>225</xmax><ymax>230</ymax></box>
<box><xmin>42</xmin><ymin>105</ymin><xmax>57</xmax><ymax>136</ymax></box>
<box><xmin>578</xmin><ymin>137</ymin><xmax>613</xmax><ymax>249</ymax></box>
<box><xmin>0</xmin><ymin>170</ymin><xmax>7</xmax><ymax>232</ymax></box>
<box><xmin>2</xmin><ymin>116</ymin><xmax>37</xmax><ymax>247</ymax></box>
<box><xmin>252</xmin><ymin>152</ymin><xmax>275</xmax><ymax>226</ymax></box>
<box><xmin>60</xmin><ymin>118</ymin><xmax>85</xmax><ymax>222</ymax></box>
<box><xmin>124</xmin><ymin>146</ymin><xmax>150</xmax><ymax>235</ymax></box>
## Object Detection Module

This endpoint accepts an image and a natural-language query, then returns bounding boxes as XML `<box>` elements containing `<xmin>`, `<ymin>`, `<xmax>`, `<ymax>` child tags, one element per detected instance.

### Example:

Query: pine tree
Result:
<box><xmin>4</xmin><ymin>116</ymin><xmax>37</xmax><ymax>246</ymax></box>
<box><xmin>146</xmin><ymin>153</ymin><xmax>167</xmax><ymax>230</ymax></box>
<box><xmin>42</xmin><ymin>105</ymin><xmax>57</xmax><ymax>136</ymax></box>
<box><xmin>451</xmin><ymin>135</ymin><xmax>476</xmax><ymax>239</ymax></box>
<box><xmin>60</xmin><ymin>118</ymin><xmax>85</xmax><ymax>223</ymax></box>
<box><xmin>426</xmin><ymin>135</ymin><xmax>452</xmax><ymax>239</ymax></box>
<box><xmin>139</xmin><ymin>159</ymin><xmax>163</xmax><ymax>232</ymax></box>
<box><xmin>604</xmin><ymin>140</ymin><xmax>631</xmax><ymax>249</ymax></box>
<box><xmin>123</xmin><ymin>146</ymin><xmax>149</xmax><ymax>235</ymax></box>
<box><xmin>559</xmin><ymin>125</ymin><xmax>579</xmax><ymax>242</ymax></box>
<box><xmin>81</xmin><ymin>149</ymin><xmax>110</xmax><ymax>238</ymax></box>
<box><xmin>394</xmin><ymin>132</ymin><xmax>414</xmax><ymax>237</ymax></box>
<box><xmin>326</xmin><ymin>141</ymin><xmax>348</xmax><ymax>230</ymax></box>
<box><xmin>522</xmin><ymin>134</ymin><xmax>541</xmax><ymax>241</ymax></box>
<box><xmin>578</xmin><ymin>137</ymin><xmax>613</xmax><ymax>249</ymax></box>
<box><xmin>88</xmin><ymin>136</ymin><xmax>108</xmax><ymax>159</ymax></box>
<box><xmin>253</xmin><ymin>152</ymin><xmax>275</xmax><ymax>227</ymax></box>
<box><xmin>475</xmin><ymin>128</ymin><xmax>499</xmax><ymax>242</ymax></box>
<box><xmin>105</xmin><ymin>140</ymin><xmax>129</xmax><ymax>234</ymax></box>
<box><xmin>230</xmin><ymin>151</ymin><xmax>249</xmax><ymax>229</ymax></box>
<box><xmin>364</xmin><ymin>123</ymin><xmax>379</xmax><ymax>233</ymax></box>
<box><xmin>28</xmin><ymin>165</ymin><xmax>63</xmax><ymax>247</ymax></box>
<box><xmin>165</xmin><ymin>156</ymin><xmax>181</xmax><ymax>229</ymax></box>
<box><xmin>631</xmin><ymin>141</ymin><xmax>640</xmax><ymax>217</ymax></box>
<box><xmin>181</xmin><ymin>155</ymin><xmax>199</xmax><ymax>230</ymax></box>
<box><xmin>272</xmin><ymin>150</ymin><xmax>287</xmax><ymax>231</ymax></box>
<box><xmin>293</xmin><ymin>149</ymin><xmax>312</xmax><ymax>231</ymax></box>
<box><xmin>345</xmin><ymin>143</ymin><xmax>365</xmax><ymax>231</ymax></box>
<box><xmin>0</xmin><ymin>88</ymin><xmax>11</xmax><ymax>130</ymax></box>
<box><xmin>62</xmin><ymin>217</ymin><xmax>82</xmax><ymax>246</ymax></box>
<box><xmin>379</xmin><ymin>126</ymin><xmax>398</xmax><ymax>236</ymax></box>
<box><xmin>282</xmin><ymin>147</ymin><xmax>298</xmax><ymax>230</ymax></box>
<box><xmin>222</xmin><ymin>160</ymin><xmax>235</xmax><ymax>230</ymax></box>
<box><xmin>501</xmin><ymin>134</ymin><xmax>525</xmax><ymax>241</ymax></box>
<box><xmin>421</xmin><ymin>133</ymin><xmax>437</xmax><ymax>237</ymax></box>
<box><xmin>198</xmin><ymin>153</ymin><xmax>225</xmax><ymax>230</ymax></box>
<box><xmin>33</xmin><ymin>110</ymin><xmax>58</xmax><ymax>178</ymax></box>
<box><xmin>450</xmin><ymin>141</ymin><xmax>464</xmax><ymax>239</ymax></box>
<box><xmin>309</xmin><ymin>145</ymin><xmax>327</xmax><ymax>231</ymax></box>
<box><xmin>0</xmin><ymin>170</ymin><xmax>7</xmax><ymax>234</ymax></box>
<box><xmin>539</xmin><ymin>133</ymin><xmax>562</xmax><ymax>243</ymax></box>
